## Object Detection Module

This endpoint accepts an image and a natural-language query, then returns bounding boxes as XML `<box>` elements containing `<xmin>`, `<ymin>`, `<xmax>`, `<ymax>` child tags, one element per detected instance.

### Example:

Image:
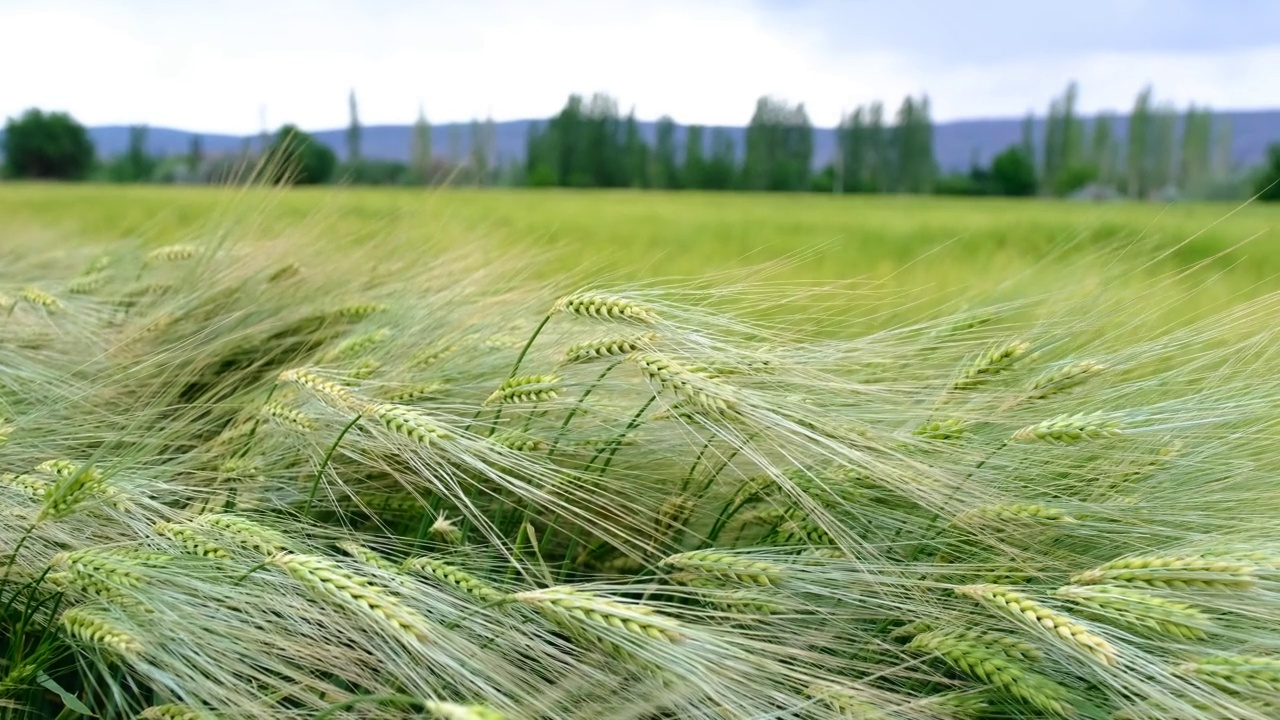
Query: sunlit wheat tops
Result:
<box><xmin>267</xmin><ymin>552</ymin><xmax>434</xmax><ymax>644</ymax></box>
<box><xmin>368</xmin><ymin>402</ymin><xmax>454</xmax><ymax>445</ymax></box>
<box><xmin>1070</xmin><ymin>555</ymin><xmax>1259</xmax><ymax>590</ymax></box>
<box><xmin>659</xmin><ymin>550</ymin><xmax>784</xmax><ymax>587</ymax></box>
<box><xmin>955</xmin><ymin>584</ymin><xmax>1118</xmax><ymax>666</ymax></box>
<box><xmin>907</xmin><ymin>629</ymin><xmax>1074</xmax><ymax>717</ymax></box>
<box><xmin>1054</xmin><ymin>585</ymin><xmax>1212</xmax><ymax>639</ymax></box>
<box><xmin>562</xmin><ymin>332</ymin><xmax>658</xmax><ymax>364</ymax></box>
<box><xmin>513</xmin><ymin>587</ymin><xmax>685</xmax><ymax>644</ymax></box>
<box><xmin>60</xmin><ymin>606</ymin><xmax>142</xmax><ymax>658</ymax></box>
<box><xmin>552</xmin><ymin>292</ymin><xmax>660</xmax><ymax>324</ymax></box>
<box><xmin>1011</xmin><ymin>412</ymin><xmax>1124</xmax><ymax>445</ymax></box>
<box><xmin>953</xmin><ymin>340</ymin><xmax>1030</xmax><ymax>390</ymax></box>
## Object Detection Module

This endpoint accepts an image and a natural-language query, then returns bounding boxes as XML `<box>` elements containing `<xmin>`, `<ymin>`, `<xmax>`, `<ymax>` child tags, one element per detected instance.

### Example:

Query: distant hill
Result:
<box><xmin>24</xmin><ymin>110</ymin><xmax>1280</xmax><ymax>172</ymax></box>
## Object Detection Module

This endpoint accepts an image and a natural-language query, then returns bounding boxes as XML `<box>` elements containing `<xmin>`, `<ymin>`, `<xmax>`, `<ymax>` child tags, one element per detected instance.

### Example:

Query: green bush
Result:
<box><xmin>2</xmin><ymin>108</ymin><xmax>95</xmax><ymax>180</ymax></box>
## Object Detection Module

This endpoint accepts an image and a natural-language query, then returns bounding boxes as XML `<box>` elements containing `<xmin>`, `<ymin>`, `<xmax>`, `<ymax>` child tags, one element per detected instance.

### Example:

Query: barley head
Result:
<box><xmin>61</xmin><ymin>606</ymin><xmax>141</xmax><ymax>658</ymax></box>
<box><xmin>1011</xmin><ymin>412</ymin><xmax>1123</xmax><ymax>445</ymax></box>
<box><xmin>659</xmin><ymin>550</ymin><xmax>784</xmax><ymax>587</ymax></box>
<box><xmin>267</xmin><ymin>552</ymin><xmax>433</xmax><ymax>644</ymax></box>
<box><xmin>955</xmin><ymin>584</ymin><xmax>1118</xmax><ymax>667</ymax></box>
<box><xmin>552</xmin><ymin>293</ymin><xmax>659</xmax><ymax>324</ymax></box>
<box><xmin>403</xmin><ymin>556</ymin><xmax>505</xmax><ymax>603</ymax></box>
<box><xmin>1071</xmin><ymin>555</ymin><xmax>1258</xmax><ymax>590</ymax></box>
<box><xmin>908</xmin><ymin>629</ymin><xmax>1073</xmax><ymax>716</ymax></box>
<box><xmin>1054</xmin><ymin>584</ymin><xmax>1212</xmax><ymax>639</ymax></box>
<box><xmin>484</xmin><ymin>374</ymin><xmax>560</xmax><ymax>405</ymax></box>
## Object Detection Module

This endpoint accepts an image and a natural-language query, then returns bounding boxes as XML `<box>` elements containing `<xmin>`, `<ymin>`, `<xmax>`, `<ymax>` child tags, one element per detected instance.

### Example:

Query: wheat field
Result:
<box><xmin>0</xmin><ymin>183</ymin><xmax>1278</xmax><ymax>719</ymax></box>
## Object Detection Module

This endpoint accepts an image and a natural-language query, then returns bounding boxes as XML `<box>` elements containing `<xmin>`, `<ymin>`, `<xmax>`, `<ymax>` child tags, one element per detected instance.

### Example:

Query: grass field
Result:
<box><xmin>3</xmin><ymin>184</ymin><xmax>1280</xmax><ymax>718</ymax></box>
<box><xmin>2</xmin><ymin>184</ymin><xmax>1277</xmax><ymax>281</ymax></box>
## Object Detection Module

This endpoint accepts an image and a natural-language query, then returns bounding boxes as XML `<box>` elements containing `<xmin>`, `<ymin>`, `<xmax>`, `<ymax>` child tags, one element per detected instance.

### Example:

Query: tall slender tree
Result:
<box><xmin>1127</xmin><ymin>86</ymin><xmax>1153</xmax><ymax>198</ymax></box>
<box><xmin>683</xmin><ymin>124</ymin><xmax>706</xmax><ymax>189</ymax></box>
<box><xmin>1090</xmin><ymin>112</ymin><xmax>1117</xmax><ymax>186</ymax></box>
<box><xmin>651</xmin><ymin>116</ymin><xmax>680</xmax><ymax>189</ymax></box>
<box><xmin>347</xmin><ymin>89</ymin><xmax>361</xmax><ymax>164</ymax></box>
<box><xmin>187</xmin><ymin>134</ymin><xmax>203</xmax><ymax>177</ymax></box>
<box><xmin>1179</xmin><ymin>105</ymin><xmax>1214</xmax><ymax>196</ymax></box>
<box><xmin>890</xmin><ymin>95</ymin><xmax>935</xmax><ymax>193</ymax></box>
<box><xmin>410</xmin><ymin>104</ymin><xmax>432</xmax><ymax>185</ymax></box>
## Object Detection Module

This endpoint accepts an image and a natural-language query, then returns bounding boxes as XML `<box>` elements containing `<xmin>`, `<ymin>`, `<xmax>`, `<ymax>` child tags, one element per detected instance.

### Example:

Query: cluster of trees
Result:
<box><xmin>4</xmin><ymin>84</ymin><xmax>1280</xmax><ymax>200</ymax></box>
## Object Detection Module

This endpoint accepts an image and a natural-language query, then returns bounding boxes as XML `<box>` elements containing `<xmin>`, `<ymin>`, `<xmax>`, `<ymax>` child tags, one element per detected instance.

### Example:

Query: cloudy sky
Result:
<box><xmin>3</xmin><ymin>0</ymin><xmax>1277</xmax><ymax>133</ymax></box>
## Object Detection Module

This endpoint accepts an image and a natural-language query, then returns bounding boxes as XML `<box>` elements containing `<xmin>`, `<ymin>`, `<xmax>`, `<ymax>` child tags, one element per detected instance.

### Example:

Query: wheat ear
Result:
<box><xmin>1179</xmin><ymin>654</ymin><xmax>1280</xmax><ymax>693</ymax></box>
<box><xmin>485</xmin><ymin>374</ymin><xmax>560</xmax><ymax>405</ymax></box>
<box><xmin>955</xmin><ymin>584</ymin><xmax>1118</xmax><ymax>666</ymax></box>
<box><xmin>61</xmin><ymin>606</ymin><xmax>141</xmax><ymax>658</ymax></box>
<box><xmin>659</xmin><ymin>550</ymin><xmax>784</xmax><ymax>587</ymax></box>
<box><xmin>908</xmin><ymin>628</ymin><xmax>1073</xmax><ymax>717</ymax></box>
<box><xmin>138</xmin><ymin>704</ymin><xmax>214</xmax><ymax>719</ymax></box>
<box><xmin>1070</xmin><ymin>555</ymin><xmax>1258</xmax><ymax>590</ymax></box>
<box><xmin>552</xmin><ymin>293</ymin><xmax>659</xmax><ymax>324</ymax></box>
<box><xmin>952</xmin><ymin>340</ymin><xmax>1030</xmax><ymax>390</ymax></box>
<box><xmin>513</xmin><ymin>587</ymin><xmax>685</xmax><ymax>644</ymax></box>
<box><xmin>1011</xmin><ymin>412</ymin><xmax>1123</xmax><ymax>445</ymax></box>
<box><xmin>403</xmin><ymin>556</ymin><xmax>505</xmax><ymax>603</ymax></box>
<box><xmin>367</xmin><ymin>402</ymin><xmax>454</xmax><ymax>445</ymax></box>
<box><xmin>1054</xmin><ymin>584</ymin><xmax>1212</xmax><ymax>639</ymax></box>
<box><xmin>267</xmin><ymin>552</ymin><xmax>434</xmax><ymax>644</ymax></box>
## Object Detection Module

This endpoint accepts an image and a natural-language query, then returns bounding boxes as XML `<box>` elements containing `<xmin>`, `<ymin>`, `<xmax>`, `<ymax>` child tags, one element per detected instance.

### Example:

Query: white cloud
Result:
<box><xmin>1</xmin><ymin>0</ymin><xmax>1276</xmax><ymax>133</ymax></box>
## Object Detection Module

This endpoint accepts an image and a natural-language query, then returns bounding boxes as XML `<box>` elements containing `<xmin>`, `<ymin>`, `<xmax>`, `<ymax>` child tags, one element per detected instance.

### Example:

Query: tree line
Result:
<box><xmin>4</xmin><ymin>83</ymin><xmax>1279</xmax><ymax>201</ymax></box>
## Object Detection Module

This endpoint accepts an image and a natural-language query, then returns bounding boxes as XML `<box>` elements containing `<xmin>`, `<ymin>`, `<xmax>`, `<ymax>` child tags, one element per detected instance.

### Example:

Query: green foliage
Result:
<box><xmin>743</xmin><ymin>96</ymin><xmax>813</xmax><ymax>192</ymax></box>
<box><xmin>2</xmin><ymin>108</ymin><xmax>95</xmax><ymax>180</ymax></box>
<box><xmin>106</xmin><ymin>125</ymin><xmax>158</xmax><ymax>183</ymax></box>
<box><xmin>990</xmin><ymin>146</ymin><xmax>1038</xmax><ymax>196</ymax></box>
<box><xmin>1254</xmin><ymin>144</ymin><xmax>1280</xmax><ymax>202</ymax></box>
<box><xmin>263</xmin><ymin>124</ymin><xmax>337</xmax><ymax>185</ymax></box>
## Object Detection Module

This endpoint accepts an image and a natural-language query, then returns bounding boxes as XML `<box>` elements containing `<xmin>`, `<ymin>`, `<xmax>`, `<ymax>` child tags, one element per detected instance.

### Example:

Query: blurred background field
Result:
<box><xmin>3</xmin><ymin>184</ymin><xmax>1276</xmax><ymax>328</ymax></box>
